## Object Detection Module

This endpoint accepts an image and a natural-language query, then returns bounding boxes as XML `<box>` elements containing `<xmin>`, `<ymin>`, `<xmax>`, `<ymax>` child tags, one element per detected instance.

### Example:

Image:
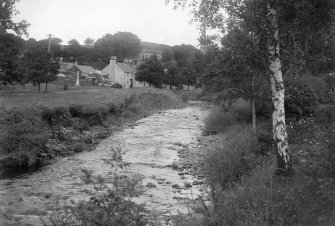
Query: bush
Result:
<box><xmin>201</xmin><ymin>125</ymin><xmax>259</xmax><ymax>190</ymax></box>
<box><xmin>175</xmin><ymin>160</ymin><xmax>335</xmax><ymax>226</ymax></box>
<box><xmin>203</xmin><ymin>107</ymin><xmax>237</xmax><ymax>135</ymax></box>
<box><xmin>43</xmin><ymin>148</ymin><xmax>148</xmax><ymax>226</ymax></box>
<box><xmin>233</xmin><ymin>99</ymin><xmax>251</xmax><ymax>123</ymax></box>
<box><xmin>111</xmin><ymin>83</ymin><xmax>123</xmax><ymax>89</ymax></box>
<box><xmin>0</xmin><ymin>110</ymin><xmax>48</xmax><ymax>168</ymax></box>
<box><xmin>285</xmin><ymin>78</ymin><xmax>317</xmax><ymax>119</ymax></box>
<box><xmin>315</xmin><ymin>104</ymin><xmax>335</xmax><ymax>125</ymax></box>
<box><xmin>203</xmin><ymin>101</ymin><xmax>251</xmax><ymax>135</ymax></box>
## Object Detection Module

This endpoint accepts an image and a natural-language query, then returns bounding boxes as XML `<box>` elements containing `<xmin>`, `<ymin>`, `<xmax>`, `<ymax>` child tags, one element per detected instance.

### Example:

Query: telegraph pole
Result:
<box><xmin>46</xmin><ymin>33</ymin><xmax>54</xmax><ymax>52</ymax></box>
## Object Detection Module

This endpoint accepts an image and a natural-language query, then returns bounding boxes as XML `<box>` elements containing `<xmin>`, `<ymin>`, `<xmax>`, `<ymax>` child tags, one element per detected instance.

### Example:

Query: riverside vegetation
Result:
<box><xmin>0</xmin><ymin>88</ymin><xmax>183</xmax><ymax>171</ymax></box>
<box><xmin>171</xmin><ymin>75</ymin><xmax>335</xmax><ymax>226</ymax></box>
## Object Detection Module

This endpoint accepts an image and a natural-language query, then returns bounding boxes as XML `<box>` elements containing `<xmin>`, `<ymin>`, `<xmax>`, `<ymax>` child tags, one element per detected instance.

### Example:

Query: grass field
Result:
<box><xmin>0</xmin><ymin>87</ymin><xmax>176</xmax><ymax>110</ymax></box>
<box><xmin>0</xmin><ymin>87</ymin><xmax>183</xmax><ymax>169</ymax></box>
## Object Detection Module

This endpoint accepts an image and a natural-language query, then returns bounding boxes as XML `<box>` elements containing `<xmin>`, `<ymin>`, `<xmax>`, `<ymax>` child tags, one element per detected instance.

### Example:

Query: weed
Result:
<box><xmin>202</xmin><ymin>125</ymin><xmax>259</xmax><ymax>191</ymax></box>
<box><xmin>203</xmin><ymin>107</ymin><xmax>237</xmax><ymax>135</ymax></box>
<box><xmin>43</xmin><ymin>147</ymin><xmax>148</xmax><ymax>226</ymax></box>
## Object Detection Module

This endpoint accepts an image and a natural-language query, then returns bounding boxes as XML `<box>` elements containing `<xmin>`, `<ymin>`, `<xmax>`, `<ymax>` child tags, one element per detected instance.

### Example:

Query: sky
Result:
<box><xmin>15</xmin><ymin>0</ymin><xmax>201</xmax><ymax>47</ymax></box>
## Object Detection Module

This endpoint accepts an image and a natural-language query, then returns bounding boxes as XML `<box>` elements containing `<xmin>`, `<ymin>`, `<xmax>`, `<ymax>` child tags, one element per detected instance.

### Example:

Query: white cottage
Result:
<box><xmin>101</xmin><ymin>56</ymin><xmax>142</xmax><ymax>88</ymax></box>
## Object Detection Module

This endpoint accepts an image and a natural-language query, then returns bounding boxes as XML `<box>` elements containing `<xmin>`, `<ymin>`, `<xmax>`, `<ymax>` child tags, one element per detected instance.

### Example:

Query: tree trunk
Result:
<box><xmin>188</xmin><ymin>84</ymin><xmax>190</xmax><ymax>90</ymax></box>
<box><xmin>170</xmin><ymin>84</ymin><xmax>172</xmax><ymax>89</ymax></box>
<box><xmin>268</xmin><ymin>3</ymin><xmax>293</xmax><ymax>175</ymax></box>
<box><xmin>45</xmin><ymin>82</ymin><xmax>48</xmax><ymax>92</ymax></box>
<box><xmin>38</xmin><ymin>83</ymin><xmax>41</xmax><ymax>93</ymax></box>
<box><xmin>251</xmin><ymin>74</ymin><xmax>256</xmax><ymax>130</ymax></box>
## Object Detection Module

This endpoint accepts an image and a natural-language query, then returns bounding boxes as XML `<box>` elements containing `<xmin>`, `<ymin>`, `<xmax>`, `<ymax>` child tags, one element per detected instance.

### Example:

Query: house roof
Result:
<box><xmin>59</xmin><ymin>62</ymin><xmax>74</xmax><ymax>72</ymax></box>
<box><xmin>73</xmin><ymin>65</ymin><xmax>96</xmax><ymax>74</ymax></box>
<box><xmin>117</xmin><ymin>63</ymin><xmax>136</xmax><ymax>74</ymax></box>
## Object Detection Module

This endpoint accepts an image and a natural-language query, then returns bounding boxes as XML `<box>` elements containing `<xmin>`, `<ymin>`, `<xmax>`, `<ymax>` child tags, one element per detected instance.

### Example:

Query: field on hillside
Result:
<box><xmin>0</xmin><ymin>87</ymin><xmax>183</xmax><ymax>169</ymax></box>
<box><xmin>0</xmin><ymin>87</ymin><xmax>177</xmax><ymax>110</ymax></box>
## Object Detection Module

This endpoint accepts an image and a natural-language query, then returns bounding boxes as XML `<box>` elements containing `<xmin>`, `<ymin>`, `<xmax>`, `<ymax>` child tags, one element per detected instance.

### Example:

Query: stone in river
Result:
<box><xmin>184</xmin><ymin>182</ymin><xmax>192</xmax><ymax>188</ymax></box>
<box><xmin>172</xmin><ymin>184</ymin><xmax>180</xmax><ymax>189</ymax></box>
<box><xmin>192</xmin><ymin>180</ymin><xmax>203</xmax><ymax>185</ymax></box>
<box><xmin>146</xmin><ymin>182</ymin><xmax>157</xmax><ymax>188</ymax></box>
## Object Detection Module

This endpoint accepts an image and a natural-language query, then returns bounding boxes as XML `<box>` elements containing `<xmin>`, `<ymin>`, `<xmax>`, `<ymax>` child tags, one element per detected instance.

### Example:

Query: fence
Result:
<box><xmin>0</xmin><ymin>78</ymin><xmax>98</xmax><ymax>93</ymax></box>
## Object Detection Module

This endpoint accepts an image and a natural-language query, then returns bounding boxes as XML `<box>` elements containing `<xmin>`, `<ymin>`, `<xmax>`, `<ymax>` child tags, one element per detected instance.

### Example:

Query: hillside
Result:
<box><xmin>140</xmin><ymin>41</ymin><xmax>172</xmax><ymax>53</ymax></box>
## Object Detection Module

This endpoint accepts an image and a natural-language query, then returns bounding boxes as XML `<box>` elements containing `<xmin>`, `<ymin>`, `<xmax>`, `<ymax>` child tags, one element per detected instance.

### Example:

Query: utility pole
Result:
<box><xmin>46</xmin><ymin>33</ymin><xmax>54</xmax><ymax>53</ymax></box>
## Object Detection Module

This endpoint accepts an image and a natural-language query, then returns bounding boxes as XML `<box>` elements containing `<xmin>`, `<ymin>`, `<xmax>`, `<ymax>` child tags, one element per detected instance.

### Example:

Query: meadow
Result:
<box><xmin>0</xmin><ymin>87</ymin><xmax>183</xmax><ymax>169</ymax></box>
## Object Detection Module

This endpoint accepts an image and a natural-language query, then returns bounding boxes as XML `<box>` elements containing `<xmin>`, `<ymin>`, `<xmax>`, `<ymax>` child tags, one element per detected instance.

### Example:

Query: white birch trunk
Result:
<box><xmin>268</xmin><ymin>3</ymin><xmax>293</xmax><ymax>174</ymax></box>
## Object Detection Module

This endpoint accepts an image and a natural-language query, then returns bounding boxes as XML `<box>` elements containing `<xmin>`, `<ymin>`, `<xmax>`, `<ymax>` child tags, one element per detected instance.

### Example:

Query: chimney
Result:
<box><xmin>110</xmin><ymin>56</ymin><xmax>117</xmax><ymax>65</ymax></box>
<box><xmin>109</xmin><ymin>56</ymin><xmax>117</xmax><ymax>81</ymax></box>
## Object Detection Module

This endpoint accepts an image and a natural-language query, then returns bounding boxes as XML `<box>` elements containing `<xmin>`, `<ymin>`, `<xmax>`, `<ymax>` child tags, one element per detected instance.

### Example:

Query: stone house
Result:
<box><xmin>69</xmin><ymin>63</ymin><xmax>97</xmax><ymax>78</ymax></box>
<box><xmin>101</xmin><ymin>56</ymin><xmax>142</xmax><ymax>88</ymax></box>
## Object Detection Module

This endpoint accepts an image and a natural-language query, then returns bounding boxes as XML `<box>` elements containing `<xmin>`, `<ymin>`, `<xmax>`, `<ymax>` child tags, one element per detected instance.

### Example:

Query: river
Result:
<box><xmin>0</xmin><ymin>101</ymin><xmax>209</xmax><ymax>225</ymax></box>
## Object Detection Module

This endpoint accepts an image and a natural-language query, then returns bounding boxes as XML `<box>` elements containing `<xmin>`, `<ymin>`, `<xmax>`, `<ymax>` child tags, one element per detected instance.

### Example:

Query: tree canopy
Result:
<box><xmin>136</xmin><ymin>54</ymin><xmax>164</xmax><ymax>88</ymax></box>
<box><xmin>0</xmin><ymin>0</ymin><xmax>29</xmax><ymax>36</ymax></box>
<box><xmin>68</xmin><ymin>39</ymin><xmax>80</xmax><ymax>46</ymax></box>
<box><xmin>94</xmin><ymin>32</ymin><xmax>141</xmax><ymax>64</ymax></box>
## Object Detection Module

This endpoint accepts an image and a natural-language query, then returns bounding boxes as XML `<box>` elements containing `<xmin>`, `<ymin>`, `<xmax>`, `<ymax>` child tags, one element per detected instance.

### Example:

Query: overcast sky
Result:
<box><xmin>15</xmin><ymin>0</ymin><xmax>200</xmax><ymax>47</ymax></box>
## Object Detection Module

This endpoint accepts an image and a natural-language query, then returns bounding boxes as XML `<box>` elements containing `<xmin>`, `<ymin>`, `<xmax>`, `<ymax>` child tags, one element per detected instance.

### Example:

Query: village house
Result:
<box><xmin>101</xmin><ymin>56</ymin><xmax>142</xmax><ymax>88</ymax></box>
<box><xmin>69</xmin><ymin>63</ymin><xmax>97</xmax><ymax>78</ymax></box>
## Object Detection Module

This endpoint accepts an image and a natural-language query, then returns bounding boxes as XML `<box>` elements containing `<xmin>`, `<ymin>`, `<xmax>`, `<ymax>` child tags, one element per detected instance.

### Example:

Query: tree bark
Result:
<box><xmin>251</xmin><ymin>74</ymin><xmax>256</xmax><ymax>130</ymax></box>
<box><xmin>38</xmin><ymin>83</ymin><xmax>41</xmax><ymax>93</ymax></box>
<box><xmin>268</xmin><ymin>2</ymin><xmax>293</xmax><ymax>175</ymax></box>
<box><xmin>45</xmin><ymin>82</ymin><xmax>48</xmax><ymax>92</ymax></box>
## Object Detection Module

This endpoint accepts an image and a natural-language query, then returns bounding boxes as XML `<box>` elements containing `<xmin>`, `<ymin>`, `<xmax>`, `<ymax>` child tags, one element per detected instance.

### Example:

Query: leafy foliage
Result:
<box><xmin>20</xmin><ymin>44</ymin><xmax>59</xmax><ymax>92</ymax></box>
<box><xmin>285</xmin><ymin>77</ymin><xmax>317</xmax><ymax>119</ymax></box>
<box><xmin>94</xmin><ymin>32</ymin><xmax>141</xmax><ymax>64</ymax></box>
<box><xmin>68</xmin><ymin>39</ymin><xmax>80</xmax><ymax>46</ymax></box>
<box><xmin>163</xmin><ymin>59</ymin><xmax>179</xmax><ymax>89</ymax></box>
<box><xmin>0</xmin><ymin>0</ymin><xmax>30</xmax><ymax>36</ymax></box>
<box><xmin>0</xmin><ymin>32</ymin><xmax>25</xmax><ymax>85</ymax></box>
<box><xmin>44</xmin><ymin>147</ymin><xmax>148</xmax><ymax>226</ymax></box>
<box><xmin>0</xmin><ymin>109</ymin><xmax>48</xmax><ymax>168</ymax></box>
<box><xmin>136</xmin><ymin>54</ymin><xmax>164</xmax><ymax>88</ymax></box>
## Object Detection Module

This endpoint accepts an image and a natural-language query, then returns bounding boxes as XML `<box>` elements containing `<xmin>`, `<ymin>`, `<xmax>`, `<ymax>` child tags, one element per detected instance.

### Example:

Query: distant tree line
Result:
<box><xmin>0</xmin><ymin>0</ymin><xmax>207</xmax><ymax>92</ymax></box>
<box><xmin>136</xmin><ymin>44</ymin><xmax>204</xmax><ymax>89</ymax></box>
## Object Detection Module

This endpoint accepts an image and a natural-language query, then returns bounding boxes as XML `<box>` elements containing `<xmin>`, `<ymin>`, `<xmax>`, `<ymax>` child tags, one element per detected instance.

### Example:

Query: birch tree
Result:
<box><xmin>167</xmin><ymin>0</ymin><xmax>334</xmax><ymax>175</ymax></box>
<box><xmin>267</xmin><ymin>2</ymin><xmax>292</xmax><ymax>174</ymax></box>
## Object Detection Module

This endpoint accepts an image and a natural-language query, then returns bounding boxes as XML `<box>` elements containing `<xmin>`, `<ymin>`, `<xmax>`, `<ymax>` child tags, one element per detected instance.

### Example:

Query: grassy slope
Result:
<box><xmin>173</xmin><ymin>101</ymin><xmax>335</xmax><ymax>226</ymax></box>
<box><xmin>0</xmin><ymin>87</ymin><xmax>183</xmax><ymax>169</ymax></box>
<box><xmin>0</xmin><ymin>88</ymin><xmax>170</xmax><ymax>109</ymax></box>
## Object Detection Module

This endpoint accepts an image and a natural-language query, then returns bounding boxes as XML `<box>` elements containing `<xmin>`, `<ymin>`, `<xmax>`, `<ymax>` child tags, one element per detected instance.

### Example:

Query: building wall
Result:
<box><xmin>102</xmin><ymin>57</ymin><xmax>145</xmax><ymax>88</ymax></box>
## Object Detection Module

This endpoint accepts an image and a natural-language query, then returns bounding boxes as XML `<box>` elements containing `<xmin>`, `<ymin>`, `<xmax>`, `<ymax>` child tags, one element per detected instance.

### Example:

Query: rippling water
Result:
<box><xmin>0</xmin><ymin>101</ymin><xmax>209</xmax><ymax>225</ymax></box>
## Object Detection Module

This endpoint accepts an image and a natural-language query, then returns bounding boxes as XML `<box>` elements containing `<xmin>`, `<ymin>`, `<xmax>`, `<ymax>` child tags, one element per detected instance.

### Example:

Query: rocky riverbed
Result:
<box><xmin>0</xmin><ymin>101</ymin><xmax>211</xmax><ymax>226</ymax></box>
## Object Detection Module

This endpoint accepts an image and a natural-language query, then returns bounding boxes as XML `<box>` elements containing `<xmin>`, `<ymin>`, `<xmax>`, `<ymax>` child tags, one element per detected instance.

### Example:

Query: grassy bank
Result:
<box><xmin>0</xmin><ymin>88</ymin><xmax>182</xmax><ymax>170</ymax></box>
<box><xmin>174</xmin><ymin>101</ymin><xmax>335</xmax><ymax>226</ymax></box>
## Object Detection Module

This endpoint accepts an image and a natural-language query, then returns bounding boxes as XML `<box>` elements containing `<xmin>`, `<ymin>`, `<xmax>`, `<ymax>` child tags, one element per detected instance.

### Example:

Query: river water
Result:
<box><xmin>0</xmin><ymin>101</ymin><xmax>209</xmax><ymax>225</ymax></box>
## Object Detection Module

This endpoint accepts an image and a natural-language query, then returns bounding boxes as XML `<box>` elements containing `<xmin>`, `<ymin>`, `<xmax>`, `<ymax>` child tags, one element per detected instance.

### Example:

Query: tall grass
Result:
<box><xmin>0</xmin><ymin>88</ymin><xmax>182</xmax><ymax>169</ymax></box>
<box><xmin>202</xmin><ymin>125</ymin><xmax>259</xmax><ymax>190</ymax></box>
<box><xmin>174</xmin><ymin>98</ymin><xmax>335</xmax><ymax>226</ymax></box>
<box><xmin>203</xmin><ymin>100</ymin><xmax>251</xmax><ymax>135</ymax></box>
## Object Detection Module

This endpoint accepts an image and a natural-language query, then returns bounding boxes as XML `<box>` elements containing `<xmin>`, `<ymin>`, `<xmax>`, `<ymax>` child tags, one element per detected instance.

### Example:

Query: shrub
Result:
<box><xmin>201</xmin><ymin>125</ymin><xmax>259</xmax><ymax>190</ymax></box>
<box><xmin>203</xmin><ymin>101</ymin><xmax>251</xmax><ymax>135</ymax></box>
<box><xmin>175</xmin><ymin>160</ymin><xmax>335</xmax><ymax>226</ymax></box>
<box><xmin>315</xmin><ymin>104</ymin><xmax>335</xmax><ymax>125</ymax></box>
<box><xmin>203</xmin><ymin>107</ymin><xmax>237</xmax><ymax>135</ymax></box>
<box><xmin>0</xmin><ymin>110</ymin><xmax>48</xmax><ymax>168</ymax></box>
<box><xmin>233</xmin><ymin>99</ymin><xmax>251</xmax><ymax>123</ymax></box>
<box><xmin>43</xmin><ymin>148</ymin><xmax>148</xmax><ymax>226</ymax></box>
<box><xmin>285</xmin><ymin>78</ymin><xmax>317</xmax><ymax>119</ymax></box>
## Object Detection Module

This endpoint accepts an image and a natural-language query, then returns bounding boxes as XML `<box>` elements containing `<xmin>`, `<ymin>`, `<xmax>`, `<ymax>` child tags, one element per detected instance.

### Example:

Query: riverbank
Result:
<box><xmin>172</xmin><ymin>103</ymin><xmax>335</xmax><ymax>226</ymax></box>
<box><xmin>0</xmin><ymin>100</ymin><xmax>209</xmax><ymax>226</ymax></box>
<box><xmin>0</xmin><ymin>88</ymin><xmax>184</xmax><ymax>173</ymax></box>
